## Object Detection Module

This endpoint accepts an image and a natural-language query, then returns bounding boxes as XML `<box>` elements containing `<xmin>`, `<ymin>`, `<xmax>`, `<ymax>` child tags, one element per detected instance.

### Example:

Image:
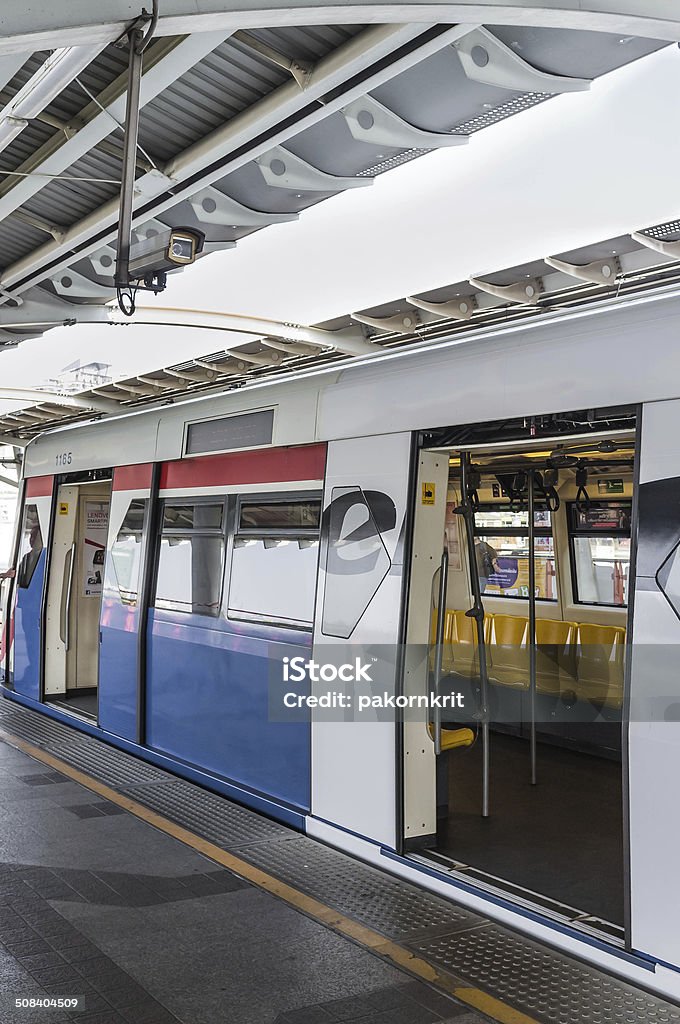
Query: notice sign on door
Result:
<box><xmin>422</xmin><ymin>482</ymin><xmax>436</xmax><ymax>505</ymax></box>
<box><xmin>83</xmin><ymin>501</ymin><xmax>109</xmax><ymax>597</ymax></box>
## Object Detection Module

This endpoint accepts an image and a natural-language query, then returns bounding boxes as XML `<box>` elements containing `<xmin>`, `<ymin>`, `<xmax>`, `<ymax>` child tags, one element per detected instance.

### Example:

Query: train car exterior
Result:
<box><xmin>4</xmin><ymin>285</ymin><xmax>680</xmax><ymax>1000</ymax></box>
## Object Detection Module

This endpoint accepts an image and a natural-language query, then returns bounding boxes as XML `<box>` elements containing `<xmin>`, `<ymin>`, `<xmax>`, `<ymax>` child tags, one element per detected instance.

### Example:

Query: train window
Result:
<box><xmin>155</xmin><ymin>500</ymin><xmax>225</xmax><ymax>617</ymax></box>
<box><xmin>162</xmin><ymin>504</ymin><xmax>223</xmax><ymax>530</ymax></box>
<box><xmin>569</xmin><ymin>502</ymin><xmax>631</xmax><ymax>607</ymax></box>
<box><xmin>108</xmin><ymin>500</ymin><xmax>146</xmax><ymax>606</ymax></box>
<box><xmin>238</xmin><ymin>500</ymin><xmax>320</xmax><ymax>533</ymax></box>
<box><xmin>16</xmin><ymin>503</ymin><xmax>43</xmax><ymax>589</ymax></box>
<box><xmin>227</xmin><ymin>496</ymin><xmax>320</xmax><ymax>628</ymax></box>
<box><xmin>473</xmin><ymin>506</ymin><xmax>556</xmax><ymax>600</ymax></box>
<box><xmin>185</xmin><ymin>409</ymin><xmax>274</xmax><ymax>455</ymax></box>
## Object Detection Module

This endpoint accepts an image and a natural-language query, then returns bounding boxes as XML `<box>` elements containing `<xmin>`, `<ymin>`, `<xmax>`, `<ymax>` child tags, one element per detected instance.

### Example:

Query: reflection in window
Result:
<box><xmin>17</xmin><ymin>503</ymin><xmax>43</xmax><ymax>589</ymax></box>
<box><xmin>239</xmin><ymin>500</ymin><xmax>320</xmax><ymax>532</ymax></box>
<box><xmin>473</xmin><ymin>507</ymin><xmax>555</xmax><ymax>601</ymax></box>
<box><xmin>228</xmin><ymin>496</ymin><xmax>320</xmax><ymax>627</ymax></box>
<box><xmin>572</xmin><ymin>536</ymin><xmax>631</xmax><ymax>606</ymax></box>
<box><xmin>229</xmin><ymin>539</ymin><xmax>318</xmax><ymax>625</ymax></box>
<box><xmin>108</xmin><ymin>500</ymin><xmax>146</xmax><ymax>606</ymax></box>
<box><xmin>321</xmin><ymin>486</ymin><xmax>392</xmax><ymax>638</ymax></box>
<box><xmin>155</xmin><ymin>501</ymin><xmax>225</xmax><ymax>617</ymax></box>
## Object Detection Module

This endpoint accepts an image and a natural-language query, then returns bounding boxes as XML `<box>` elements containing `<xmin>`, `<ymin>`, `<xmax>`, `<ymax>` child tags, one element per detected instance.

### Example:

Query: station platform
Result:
<box><xmin>0</xmin><ymin>699</ymin><xmax>679</xmax><ymax>1024</ymax></box>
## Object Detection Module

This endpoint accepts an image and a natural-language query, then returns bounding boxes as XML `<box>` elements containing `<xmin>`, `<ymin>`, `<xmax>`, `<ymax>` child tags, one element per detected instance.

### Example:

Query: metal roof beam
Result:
<box><xmin>469</xmin><ymin>275</ymin><xmax>543</xmax><ymax>304</ymax></box>
<box><xmin>631</xmin><ymin>230</ymin><xmax>680</xmax><ymax>260</ymax></box>
<box><xmin>233</xmin><ymin>30</ymin><xmax>314</xmax><ymax>88</ymax></box>
<box><xmin>453</xmin><ymin>26</ymin><xmax>590</xmax><ymax>93</ymax></box>
<box><xmin>342</xmin><ymin>95</ymin><xmax>468</xmax><ymax>149</ymax></box>
<box><xmin>0</xmin><ymin>388</ymin><xmax>118</xmax><ymax>413</ymax></box>
<box><xmin>256</xmin><ymin>146</ymin><xmax>373</xmax><ymax>191</ymax></box>
<box><xmin>544</xmin><ymin>254</ymin><xmax>620</xmax><ymax>285</ymax></box>
<box><xmin>0</xmin><ymin>32</ymin><xmax>229</xmax><ymax>233</ymax></box>
<box><xmin>406</xmin><ymin>294</ymin><xmax>476</xmax><ymax>320</ymax></box>
<box><xmin>0</xmin><ymin>434</ymin><xmax>28</xmax><ymax>448</ymax></box>
<box><xmin>0</xmin><ymin>2</ymin><xmax>679</xmax><ymax>52</ymax></box>
<box><xmin>351</xmin><ymin>310</ymin><xmax>422</xmax><ymax>334</ymax></box>
<box><xmin>0</xmin><ymin>23</ymin><xmax>470</xmax><ymax>296</ymax></box>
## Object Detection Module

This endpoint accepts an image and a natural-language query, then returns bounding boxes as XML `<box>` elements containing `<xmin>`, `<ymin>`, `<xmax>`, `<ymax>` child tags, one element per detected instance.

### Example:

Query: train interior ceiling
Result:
<box><xmin>416</xmin><ymin>406</ymin><xmax>637</xmax><ymax>939</ymax></box>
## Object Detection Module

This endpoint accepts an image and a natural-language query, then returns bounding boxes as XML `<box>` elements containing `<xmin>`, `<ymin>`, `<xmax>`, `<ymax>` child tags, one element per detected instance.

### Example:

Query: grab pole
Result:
<box><xmin>528</xmin><ymin>470</ymin><xmax>537</xmax><ymax>786</ymax></box>
<box><xmin>457</xmin><ymin>453</ymin><xmax>490</xmax><ymax>817</ymax></box>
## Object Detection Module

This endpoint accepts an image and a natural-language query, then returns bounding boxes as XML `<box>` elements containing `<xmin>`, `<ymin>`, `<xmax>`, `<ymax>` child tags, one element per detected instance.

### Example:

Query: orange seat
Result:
<box><xmin>575</xmin><ymin>623</ymin><xmax>626</xmax><ymax>709</ymax></box>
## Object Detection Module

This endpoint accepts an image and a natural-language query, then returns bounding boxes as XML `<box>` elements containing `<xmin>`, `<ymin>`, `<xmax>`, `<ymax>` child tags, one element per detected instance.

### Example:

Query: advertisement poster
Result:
<box><xmin>444</xmin><ymin>500</ymin><xmax>462</xmax><ymax>571</ymax></box>
<box><xmin>83</xmin><ymin>501</ymin><xmax>109</xmax><ymax>597</ymax></box>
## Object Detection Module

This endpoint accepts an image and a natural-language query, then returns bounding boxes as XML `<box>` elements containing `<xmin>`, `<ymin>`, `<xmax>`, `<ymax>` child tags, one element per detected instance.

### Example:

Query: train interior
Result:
<box><xmin>43</xmin><ymin>476</ymin><xmax>112</xmax><ymax>721</ymax></box>
<box><xmin>408</xmin><ymin>409</ymin><xmax>636</xmax><ymax>940</ymax></box>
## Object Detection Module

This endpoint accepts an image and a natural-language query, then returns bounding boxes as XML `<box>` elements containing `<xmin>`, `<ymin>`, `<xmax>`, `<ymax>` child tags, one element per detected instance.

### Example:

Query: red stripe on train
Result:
<box><xmin>25</xmin><ymin>476</ymin><xmax>53</xmax><ymax>498</ymax></box>
<box><xmin>113</xmin><ymin>464</ymin><xmax>154</xmax><ymax>491</ymax></box>
<box><xmin>160</xmin><ymin>444</ymin><xmax>326</xmax><ymax>490</ymax></box>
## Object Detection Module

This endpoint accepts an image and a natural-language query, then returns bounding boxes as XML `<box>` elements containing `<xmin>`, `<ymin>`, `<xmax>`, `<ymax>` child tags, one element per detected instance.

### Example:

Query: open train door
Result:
<box><xmin>402</xmin><ymin>450</ymin><xmax>451</xmax><ymax>849</ymax></box>
<box><xmin>6</xmin><ymin>476</ymin><xmax>53</xmax><ymax>701</ymax></box>
<box><xmin>44</xmin><ymin>476</ymin><xmax>111</xmax><ymax>717</ymax></box>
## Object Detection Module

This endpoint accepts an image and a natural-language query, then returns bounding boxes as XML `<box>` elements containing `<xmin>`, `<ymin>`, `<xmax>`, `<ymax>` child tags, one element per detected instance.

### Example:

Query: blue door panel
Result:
<box><xmin>98</xmin><ymin>598</ymin><xmax>138</xmax><ymax>740</ymax></box>
<box><xmin>147</xmin><ymin>611</ymin><xmax>311</xmax><ymax>812</ymax></box>
<box><xmin>12</xmin><ymin>549</ymin><xmax>46</xmax><ymax>700</ymax></box>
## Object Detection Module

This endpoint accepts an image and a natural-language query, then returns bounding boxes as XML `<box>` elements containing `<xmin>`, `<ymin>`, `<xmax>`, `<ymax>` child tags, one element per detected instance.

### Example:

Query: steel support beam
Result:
<box><xmin>108</xmin><ymin>306</ymin><xmax>377</xmax><ymax>355</ymax></box>
<box><xmin>0</xmin><ymin>2</ymin><xmax>678</xmax><ymax>52</ymax></box>
<box><xmin>0</xmin><ymin>32</ymin><xmax>230</xmax><ymax>232</ymax></box>
<box><xmin>0</xmin><ymin>23</ymin><xmax>461</xmax><ymax>295</ymax></box>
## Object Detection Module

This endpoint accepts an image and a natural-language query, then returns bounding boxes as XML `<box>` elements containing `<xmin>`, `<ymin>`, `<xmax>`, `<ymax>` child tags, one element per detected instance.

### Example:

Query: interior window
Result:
<box><xmin>473</xmin><ymin>507</ymin><xmax>556</xmax><ymax>600</ymax></box>
<box><xmin>569</xmin><ymin>501</ymin><xmax>631</xmax><ymax>607</ymax></box>
<box><xmin>16</xmin><ymin>503</ymin><xmax>43</xmax><ymax>589</ymax></box>
<box><xmin>155</xmin><ymin>500</ymin><xmax>225</xmax><ymax>616</ymax></box>
<box><xmin>108</xmin><ymin>500</ymin><xmax>146</xmax><ymax>606</ymax></box>
<box><xmin>228</xmin><ymin>496</ymin><xmax>320</xmax><ymax>627</ymax></box>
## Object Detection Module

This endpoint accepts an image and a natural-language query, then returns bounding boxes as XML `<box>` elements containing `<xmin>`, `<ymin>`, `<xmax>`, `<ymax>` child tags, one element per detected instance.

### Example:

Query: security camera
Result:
<box><xmin>127</xmin><ymin>226</ymin><xmax>205</xmax><ymax>284</ymax></box>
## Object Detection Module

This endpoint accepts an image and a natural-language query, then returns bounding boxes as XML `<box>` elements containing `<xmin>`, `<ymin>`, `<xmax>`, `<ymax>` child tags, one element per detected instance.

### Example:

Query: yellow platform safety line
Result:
<box><xmin>0</xmin><ymin>727</ymin><xmax>538</xmax><ymax>1024</ymax></box>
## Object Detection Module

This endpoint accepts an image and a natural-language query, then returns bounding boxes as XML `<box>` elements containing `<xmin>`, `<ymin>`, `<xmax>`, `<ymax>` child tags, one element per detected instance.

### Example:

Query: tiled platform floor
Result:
<box><xmin>0</xmin><ymin>737</ymin><xmax>483</xmax><ymax>1024</ymax></box>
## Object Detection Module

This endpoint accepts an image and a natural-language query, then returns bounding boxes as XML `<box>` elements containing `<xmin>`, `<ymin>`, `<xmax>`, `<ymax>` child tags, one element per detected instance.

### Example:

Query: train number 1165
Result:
<box><xmin>55</xmin><ymin>452</ymin><xmax>73</xmax><ymax>467</ymax></box>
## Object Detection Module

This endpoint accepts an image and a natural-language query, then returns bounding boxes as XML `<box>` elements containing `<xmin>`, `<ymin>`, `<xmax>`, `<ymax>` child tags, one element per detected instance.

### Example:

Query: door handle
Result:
<box><xmin>431</xmin><ymin>548</ymin><xmax>449</xmax><ymax>756</ymax></box>
<box><xmin>60</xmin><ymin>542</ymin><xmax>76</xmax><ymax>650</ymax></box>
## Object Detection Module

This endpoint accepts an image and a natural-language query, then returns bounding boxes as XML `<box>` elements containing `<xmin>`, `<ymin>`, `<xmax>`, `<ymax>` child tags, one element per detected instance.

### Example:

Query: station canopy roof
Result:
<box><xmin>0</xmin><ymin>1</ymin><xmax>678</xmax><ymax>443</ymax></box>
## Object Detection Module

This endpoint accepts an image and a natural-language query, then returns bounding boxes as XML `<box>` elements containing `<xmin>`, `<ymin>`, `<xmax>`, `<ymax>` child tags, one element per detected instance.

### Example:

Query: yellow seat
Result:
<box><xmin>488</xmin><ymin>614</ymin><xmax>529</xmax><ymax>689</ymax></box>
<box><xmin>427</xmin><ymin>723</ymin><xmax>475</xmax><ymax>750</ymax></box>
<box><xmin>447</xmin><ymin>609</ymin><xmax>492</xmax><ymax>679</ymax></box>
<box><xmin>575</xmin><ymin>623</ymin><xmax>626</xmax><ymax>709</ymax></box>
<box><xmin>535</xmin><ymin>619</ymin><xmax>577</xmax><ymax>696</ymax></box>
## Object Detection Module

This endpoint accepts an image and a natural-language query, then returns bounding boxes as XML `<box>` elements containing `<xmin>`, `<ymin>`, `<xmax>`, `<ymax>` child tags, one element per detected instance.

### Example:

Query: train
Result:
<box><xmin>4</xmin><ymin>282</ymin><xmax>680</xmax><ymax>1001</ymax></box>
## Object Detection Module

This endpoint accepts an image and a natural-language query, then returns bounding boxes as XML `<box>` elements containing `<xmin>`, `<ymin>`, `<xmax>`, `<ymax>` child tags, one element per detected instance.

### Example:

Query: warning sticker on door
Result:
<box><xmin>83</xmin><ymin>501</ymin><xmax>109</xmax><ymax>597</ymax></box>
<box><xmin>58</xmin><ymin>502</ymin><xmax>69</xmax><ymax>515</ymax></box>
<box><xmin>421</xmin><ymin>482</ymin><xmax>436</xmax><ymax>505</ymax></box>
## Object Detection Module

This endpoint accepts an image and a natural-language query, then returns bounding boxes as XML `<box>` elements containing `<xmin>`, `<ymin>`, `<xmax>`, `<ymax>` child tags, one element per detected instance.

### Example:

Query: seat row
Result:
<box><xmin>432</xmin><ymin>610</ymin><xmax>625</xmax><ymax>710</ymax></box>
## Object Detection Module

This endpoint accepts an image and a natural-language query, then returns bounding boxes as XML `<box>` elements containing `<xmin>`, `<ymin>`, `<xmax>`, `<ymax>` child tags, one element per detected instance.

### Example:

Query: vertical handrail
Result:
<box><xmin>456</xmin><ymin>453</ymin><xmax>491</xmax><ymax>818</ymax></box>
<box><xmin>432</xmin><ymin>549</ymin><xmax>449</xmax><ymax>756</ymax></box>
<box><xmin>63</xmin><ymin>541</ymin><xmax>76</xmax><ymax>652</ymax></box>
<box><xmin>528</xmin><ymin>471</ymin><xmax>537</xmax><ymax>785</ymax></box>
